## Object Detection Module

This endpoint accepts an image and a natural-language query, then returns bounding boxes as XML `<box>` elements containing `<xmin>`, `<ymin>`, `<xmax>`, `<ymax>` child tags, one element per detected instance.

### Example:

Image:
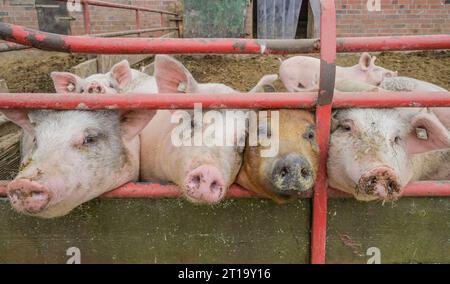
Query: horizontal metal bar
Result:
<box><xmin>0</xmin><ymin>42</ymin><xmax>30</xmax><ymax>53</ymax></box>
<box><xmin>56</xmin><ymin>0</ymin><xmax>177</xmax><ymax>15</ymax></box>
<box><xmin>0</xmin><ymin>23</ymin><xmax>320</xmax><ymax>54</ymax></box>
<box><xmin>0</xmin><ymin>181</ymin><xmax>449</xmax><ymax>199</ymax></box>
<box><xmin>0</xmin><ymin>92</ymin><xmax>449</xmax><ymax>110</ymax></box>
<box><xmin>337</xmin><ymin>35</ymin><xmax>450</xmax><ymax>52</ymax></box>
<box><xmin>1</xmin><ymin>23</ymin><xmax>449</xmax><ymax>54</ymax></box>
<box><xmin>35</xmin><ymin>4</ymin><xmax>60</xmax><ymax>8</ymax></box>
<box><xmin>91</xmin><ymin>27</ymin><xmax>179</xmax><ymax>38</ymax></box>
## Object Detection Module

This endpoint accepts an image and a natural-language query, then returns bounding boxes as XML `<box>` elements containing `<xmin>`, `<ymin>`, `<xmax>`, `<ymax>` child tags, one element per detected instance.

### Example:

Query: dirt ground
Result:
<box><xmin>179</xmin><ymin>51</ymin><xmax>450</xmax><ymax>91</ymax></box>
<box><xmin>1</xmin><ymin>50</ymin><xmax>448</xmax><ymax>93</ymax></box>
<box><xmin>0</xmin><ymin>50</ymin><xmax>449</xmax><ymax>179</ymax></box>
<box><xmin>0</xmin><ymin>50</ymin><xmax>86</xmax><ymax>93</ymax></box>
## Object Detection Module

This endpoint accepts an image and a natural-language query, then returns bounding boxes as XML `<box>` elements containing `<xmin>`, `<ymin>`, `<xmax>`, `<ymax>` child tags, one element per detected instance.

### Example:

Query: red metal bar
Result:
<box><xmin>337</xmin><ymin>35</ymin><xmax>450</xmax><ymax>52</ymax></box>
<box><xmin>0</xmin><ymin>92</ymin><xmax>316</xmax><ymax>110</ymax></box>
<box><xmin>0</xmin><ymin>23</ymin><xmax>320</xmax><ymax>54</ymax></box>
<box><xmin>328</xmin><ymin>181</ymin><xmax>450</xmax><ymax>198</ymax></box>
<box><xmin>83</xmin><ymin>1</ymin><xmax>91</xmax><ymax>34</ymax></box>
<box><xmin>311</xmin><ymin>0</ymin><xmax>336</xmax><ymax>265</ymax></box>
<box><xmin>0</xmin><ymin>92</ymin><xmax>449</xmax><ymax>110</ymax></box>
<box><xmin>1</xmin><ymin>182</ymin><xmax>449</xmax><ymax>199</ymax></box>
<box><xmin>2</xmin><ymin>23</ymin><xmax>449</xmax><ymax>54</ymax></box>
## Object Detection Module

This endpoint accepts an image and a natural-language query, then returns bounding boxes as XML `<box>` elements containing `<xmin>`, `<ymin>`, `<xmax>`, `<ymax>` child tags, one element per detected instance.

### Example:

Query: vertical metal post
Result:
<box><xmin>136</xmin><ymin>9</ymin><xmax>141</xmax><ymax>37</ymax></box>
<box><xmin>160</xmin><ymin>12</ymin><xmax>164</xmax><ymax>27</ymax></box>
<box><xmin>83</xmin><ymin>0</ymin><xmax>91</xmax><ymax>34</ymax></box>
<box><xmin>311</xmin><ymin>0</ymin><xmax>336</xmax><ymax>264</ymax></box>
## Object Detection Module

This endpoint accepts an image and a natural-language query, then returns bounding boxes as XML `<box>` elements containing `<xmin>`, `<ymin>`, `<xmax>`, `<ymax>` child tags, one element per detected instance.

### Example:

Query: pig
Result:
<box><xmin>236</xmin><ymin>109</ymin><xmax>319</xmax><ymax>203</ymax></box>
<box><xmin>328</xmin><ymin>108</ymin><xmax>450</xmax><ymax>201</ymax></box>
<box><xmin>380</xmin><ymin>76</ymin><xmax>450</xmax><ymax>129</ymax></box>
<box><xmin>50</xmin><ymin>60</ymin><xmax>157</xmax><ymax>94</ymax></box>
<box><xmin>2</xmin><ymin>108</ymin><xmax>156</xmax><ymax>218</ymax></box>
<box><xmin>140</xmin><ymin>55</ymin><xmax>278</xmax><ymax>204</ymax></box>
<box><xmin>280</xmin><ymin>53</ymin><xmax>398</xmax><ymax>92</ymax></box>
<box><xmin>2</xmin><ymin>60</ymin><xmax>158</xmax><ymax>218</ymax></box>
<box><xmin>380</xmin><ymin>76</ymin><xmax>447</xmax><ymax>93</ymax></box>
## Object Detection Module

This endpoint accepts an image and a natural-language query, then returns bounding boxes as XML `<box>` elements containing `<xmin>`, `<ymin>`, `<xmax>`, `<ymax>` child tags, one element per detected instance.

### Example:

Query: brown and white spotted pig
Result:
<box><xmin>236</xmin><ymin>110</ymin><xmax>319</xmax><ymax>203</ymax></box>
<box><xmin>2</xmin><ymin>60</ymin><xmax>158</xmax><ymax>218</ymax></box>
<box><xmin>328</xmin><ymin>108</ymin><xmax>450</xmax><ymax>201</ymax></box>
<box><xmin>140</xmin><ymin>55</ymin><xmax>278</xmax><ymax>204</ymax></box>
<box><xmin>280</xmin><ymin>53</ymin><xmax>398</xmax><ymax>92</ymax></box>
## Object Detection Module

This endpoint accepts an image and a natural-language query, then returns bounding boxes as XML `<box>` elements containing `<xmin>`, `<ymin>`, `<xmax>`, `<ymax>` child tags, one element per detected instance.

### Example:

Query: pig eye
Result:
<box><xmin>83</xmin><ymin>135</ymin><xmax>97</xmax><ymax>145</ymax></box>
<box><xmin>394</xmin><ymin>136</ymin><xmax>401</xmax><ymax>144</ymax></box>
<box><xmin>304</xmin><ymin>129</ymin><xmax>315</xmax><ymax>141</ymax></box>
<box><xmin>339</xmin><ymin>123</ymin><xmax>352</xmax><ymax>132</ymax></box>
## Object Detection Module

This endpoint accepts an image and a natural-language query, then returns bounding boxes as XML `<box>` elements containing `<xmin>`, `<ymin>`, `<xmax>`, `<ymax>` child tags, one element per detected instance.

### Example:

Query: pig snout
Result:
<box><xmin>357</xmin><ymin>167</ymin><xmax>401</xmax><ymax>200</ymax></box>
<box><xmin>86</xmin><ymin>82</ymin><xmax>106</xmax><ymax>94</ymax></box>
<box><xmin>183</xmin><ymin>165</ymin><xmax>225</xmax><ymax>204</ymax></box>
<box><xmin>271</xmin><ymin>154</ymin><xmax>314</xmax><ymax>195</ymax></box>
<box><xmin>7</xmin><ymin>179</ymin><xmax>52</xmax><ymax>214</ymax></box>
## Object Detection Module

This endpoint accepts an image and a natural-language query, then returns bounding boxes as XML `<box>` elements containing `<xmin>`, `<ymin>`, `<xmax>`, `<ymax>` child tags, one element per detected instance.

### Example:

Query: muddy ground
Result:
<box><xmin>0</xmin><ymin>50</ymin><xmax>449</xmax><ymax>179</ymax></box>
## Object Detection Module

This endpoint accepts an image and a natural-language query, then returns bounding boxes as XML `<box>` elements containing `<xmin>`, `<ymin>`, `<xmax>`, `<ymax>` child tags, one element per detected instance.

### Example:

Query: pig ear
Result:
<box><xmin>1</xmin><ymin>109</ymin><xmax>34</xmax><ymax>134</ymax></box>
<box><xmin>359</xmin><ymin>52</ymin><xmax>372</xmax><ymax>70</ymax></box>
<box><xmin>50</xmin><ymin>72</ymin><xmax>82</xmax><ymax>93</ymax></box>
<box><xmin>154</xmin><ymin>55</ymin><xmax>199</xmax><ymax>93</ymax></box>
<box><xmin>406</xmin><ymin>112</ymin><xmax>450</xmax><ymax>154</ymax></box>
<box><xmin>119</xmin><ymin>110</ymin><xmax>156</xmax><ymax>140</ymax></box>
<box><xmin>111</xmin><ymin>60</ymin><xmax>132</xmax><ymax>89</ymax></box>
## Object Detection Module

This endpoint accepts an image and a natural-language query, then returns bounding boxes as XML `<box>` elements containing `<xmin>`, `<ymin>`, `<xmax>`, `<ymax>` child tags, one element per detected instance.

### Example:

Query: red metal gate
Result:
<box><xmin>0</xmin><ymin>0</ymin><xmax>449</xmax><ymax>264</ymax></box>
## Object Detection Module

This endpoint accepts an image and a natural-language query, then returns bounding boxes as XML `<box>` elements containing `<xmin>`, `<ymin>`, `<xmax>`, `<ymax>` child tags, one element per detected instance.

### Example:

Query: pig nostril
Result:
<box><xmin>210</xmin><ymin>181</ymin><xmax>222</xmax><ymax>193</ymax></box>
<box><xmin>367</xmin><ymin>176</ymin><xmax>377</xmax><ymax>186</ymax></box>
<box><xmin>387</xmin><ymin>181</ymin><xmax>398</xmax><ymax>195</ymax></box>
<box><xmin>301</xmin><ymin>168</ymin><xmax>310</xmax><ymax>179</ymax></box>
<box><xmin>280</xmin><ymin>167</ymin><xmax>288</xmax><ymax>178</ymax></box>
<box><xmin>193</xmin><ymin>175</ymin><xmax>201</xmax><ymax>185</ymax></box>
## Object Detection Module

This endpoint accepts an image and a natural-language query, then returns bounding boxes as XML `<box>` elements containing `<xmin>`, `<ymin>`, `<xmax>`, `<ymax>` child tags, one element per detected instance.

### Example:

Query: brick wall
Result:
<box><xmin>1</xmin><ymin>0</ymin><xmax>449</xmax><ymax>38</ymax></box>
<box><xmin>0</xmin><ymin>0</ymin><xmax>178</xmax><ymax>36</ymax></box>
<box><xmin>335</xmin><ymin>0</ymin><xmax>450</xmax><ymax>37</ymax></box>
<box><xmin>0</xmin><ymin>0</ymin><xmax>39</xmax><ymax>30</ymax></box>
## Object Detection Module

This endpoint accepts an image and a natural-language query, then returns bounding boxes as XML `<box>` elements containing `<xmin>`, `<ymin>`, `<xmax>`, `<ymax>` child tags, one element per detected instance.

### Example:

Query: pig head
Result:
<box><xmin>140</xmin><ymin>55</ymin><xmax>277</xmax><ymax>204</ymax></box>
<box><xmin>328</xmin><ymin>108</ymin><xmax>450</xmax><ymax>201</ymax></box>
<box><xmin>2</xmin><ymin>108</ymin><xmax>155</xmax><ymax>218</ymax></box>
<box><xmin>236</xmin><ymin>110</ymin><xmax>319</xmax><ymax>203</ymax></box>
<box><xmin>50</xmin><ymin>60</ymin><xmax>157</xmax><ymax>94</ymax></box>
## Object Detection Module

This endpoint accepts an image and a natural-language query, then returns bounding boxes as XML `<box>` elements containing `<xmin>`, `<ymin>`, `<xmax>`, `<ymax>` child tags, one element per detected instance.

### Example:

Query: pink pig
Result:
<box><xmin>328</xmin><ymin>108</ymin><xmax>450</xmax><ymax>201</ymax></box>
<box><xmin>280</xmin><ymin>52</ymin><xmax>398</xmax><ymax>92</ymax></box>
<box><xmin>2</xmin><ymin>61</ymin><xmax>157</xmax><ymax>218</ymax></box>
<box><xmin>140</xmin><ymin>55</ymin><xmax>277</xmax><ymax>204</ymax></box>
